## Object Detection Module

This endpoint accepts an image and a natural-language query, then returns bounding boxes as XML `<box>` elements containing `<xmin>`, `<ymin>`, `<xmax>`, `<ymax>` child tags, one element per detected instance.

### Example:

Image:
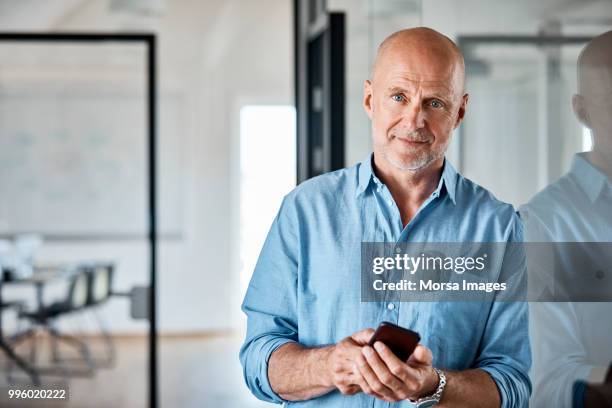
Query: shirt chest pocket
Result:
<box><xmin>420</xmin><ymin>301</ymin><xmax>487</xmax><ymax>370</ymax></box>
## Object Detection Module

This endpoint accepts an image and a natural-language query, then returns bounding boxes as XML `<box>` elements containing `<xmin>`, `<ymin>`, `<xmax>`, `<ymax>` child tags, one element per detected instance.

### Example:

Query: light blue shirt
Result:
<box><xmin>240</xmin><ymin>154</ymin><xmax>531</xmax><ymax>407</ymax></box>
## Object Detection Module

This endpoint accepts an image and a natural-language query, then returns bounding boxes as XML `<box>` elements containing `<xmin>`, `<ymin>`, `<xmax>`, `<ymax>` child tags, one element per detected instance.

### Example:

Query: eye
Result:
<box><xmin>429</xmin><ymin>99</ymin><xmax>444</xmax><ymax>108</ymax></box>
<box><xmin>392</xmin><ymin>94</ymin><xmax>405</xmax><ymax>103</ymax></box>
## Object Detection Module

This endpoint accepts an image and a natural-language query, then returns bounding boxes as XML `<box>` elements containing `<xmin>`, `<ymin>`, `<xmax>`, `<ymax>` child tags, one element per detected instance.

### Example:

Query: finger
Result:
<box><xmin>355</xmin><ymin>350</ymin><xmax>397</xmax><ymax>400</ymax></box>
<box><xmin>351</xmin><ymin>368</ymin><xmax>386</xmax><ymax>400</ymax></box>
<box><xmin>351</xmin><ymin>328</ymin><xmax>375</xmax><ymax>345</ymax></box>
<box><xmin>362</xmin><ymin>345</ymin><xmax>407</xmax><ymax>398</ymax></box>
<box><xmin>407</xmin><ymin>344</ymin><xmax>433</xmax><ymax>366</ymax></box>
<box><xmin>355</xmin><ymin>374</ymin><xmax>396</xmax><ymax>403</ymax></box>
<box><xmin>372</xmin><ymin>341</ymin><xmax>416</xmax><ymax>387</ymax></box>
<box><xmin>364</xmin><ymin>345</ymin><xmax>406</xmax><ymax>391</ymax></box>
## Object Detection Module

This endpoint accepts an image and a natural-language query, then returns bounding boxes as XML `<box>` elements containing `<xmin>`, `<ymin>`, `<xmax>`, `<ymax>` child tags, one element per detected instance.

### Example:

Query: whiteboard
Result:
<box><xmin>0</xmin><ymin>83</ymin><xmax>183</xmax><ymax>238</ymax></box>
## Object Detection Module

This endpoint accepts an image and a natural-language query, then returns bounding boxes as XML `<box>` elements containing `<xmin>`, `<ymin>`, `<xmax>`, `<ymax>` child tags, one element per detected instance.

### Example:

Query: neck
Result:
<box><xmin>585</xmin><ymin>149</ymin><xmax>612</xmax><ymax>181</ymax></box>
<box><xmin>372</xmin><ymin>153</ymin><xmax>444</xmax><ymax>227</ymax></box>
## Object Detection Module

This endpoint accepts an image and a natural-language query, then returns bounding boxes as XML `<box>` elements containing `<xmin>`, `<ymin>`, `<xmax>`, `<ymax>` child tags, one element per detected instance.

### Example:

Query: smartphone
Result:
<box><xmin>368</xmin><ymin>321</ymin><xmax>421</xmax><ymax>362</ymax></box>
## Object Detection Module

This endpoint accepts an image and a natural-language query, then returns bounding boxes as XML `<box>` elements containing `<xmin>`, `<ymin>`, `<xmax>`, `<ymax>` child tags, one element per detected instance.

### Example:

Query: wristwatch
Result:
<box><xmin>411</xmin><ymin>368</ymin><xmax>446</xmax><ymax>407</ymax></box>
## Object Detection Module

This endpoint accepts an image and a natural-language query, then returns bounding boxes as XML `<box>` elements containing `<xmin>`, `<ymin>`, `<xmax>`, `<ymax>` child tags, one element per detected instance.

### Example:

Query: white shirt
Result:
<box><xmin>520</xmin><ymin>153</ymin><xmax>612</xmax><ymax>408</ymax></box>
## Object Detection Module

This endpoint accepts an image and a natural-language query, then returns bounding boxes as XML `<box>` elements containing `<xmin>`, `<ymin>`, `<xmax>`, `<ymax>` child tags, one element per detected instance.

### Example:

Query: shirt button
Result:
<box><xmin>387</xmin><ymin>303</ymin><xmax>395</xmax><ymax>310</ymax></box>
<box><xmin>387</xmin><ymin>199</ymin><xmax>393</xmax><ymax>205</ymax></box>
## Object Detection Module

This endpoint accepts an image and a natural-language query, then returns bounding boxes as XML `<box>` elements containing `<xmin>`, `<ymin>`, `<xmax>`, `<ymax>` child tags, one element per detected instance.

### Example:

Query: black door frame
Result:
<box><xmin>294</xmin><ymin>0</ymin><xmax>345</xmax><ymax>183</ymax></box>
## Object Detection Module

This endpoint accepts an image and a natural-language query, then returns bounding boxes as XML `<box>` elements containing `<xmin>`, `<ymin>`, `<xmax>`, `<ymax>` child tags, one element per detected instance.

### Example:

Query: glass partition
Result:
<box><xmin>0</xmin><ymin>37</ymin><xmax>155</xmax><ymax>407</ymax></box>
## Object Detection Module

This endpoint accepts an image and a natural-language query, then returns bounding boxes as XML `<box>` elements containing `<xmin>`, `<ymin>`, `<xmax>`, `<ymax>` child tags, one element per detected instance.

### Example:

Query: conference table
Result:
<box><xmin>0</xmin><ymin>264</ymin><xmax>76</xmax><ymax>385</ymax></box>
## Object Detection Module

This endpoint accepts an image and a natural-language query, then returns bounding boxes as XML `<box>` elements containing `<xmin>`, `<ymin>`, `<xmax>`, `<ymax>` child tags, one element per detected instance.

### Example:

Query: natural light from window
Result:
<box><xmin>239</xmin><ymin>105</ymin><xmax>296</xmax><ymax>298</ymax></box>
<box><xmin>582</xmin><ymin>126</ymin><xmax>593</xmax><ymax>152</ymax></box>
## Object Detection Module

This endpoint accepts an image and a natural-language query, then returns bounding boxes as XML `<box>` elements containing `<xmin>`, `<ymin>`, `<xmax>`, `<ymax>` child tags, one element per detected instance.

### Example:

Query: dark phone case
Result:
<box><xmin>368</xmin><ymin>321</ymin><xmax>421</xmax><ymax>362</ymax></box>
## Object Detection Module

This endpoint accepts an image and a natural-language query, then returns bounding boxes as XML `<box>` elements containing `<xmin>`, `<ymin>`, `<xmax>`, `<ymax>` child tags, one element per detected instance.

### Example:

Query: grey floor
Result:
<box><xmin>0</xmin><ymin>333</ymin><xmax>276</xmax><ymax>408</ymax></box>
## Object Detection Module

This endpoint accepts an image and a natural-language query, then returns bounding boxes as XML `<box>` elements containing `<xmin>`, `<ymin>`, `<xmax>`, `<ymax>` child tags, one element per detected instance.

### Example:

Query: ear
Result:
<box><xmin>363</xmin><ymin>80</ymin><xmax>374</xmax><ymax>120</ymax></box>
<box><xmin>453</xmin><ymin>93</ymin><xmax>469</xmax><ymax>129</ymax></box>
<box><xmin>572</xmin><ymin>94</ymin><xmax>591</xmax><ymax>128</ymax></box>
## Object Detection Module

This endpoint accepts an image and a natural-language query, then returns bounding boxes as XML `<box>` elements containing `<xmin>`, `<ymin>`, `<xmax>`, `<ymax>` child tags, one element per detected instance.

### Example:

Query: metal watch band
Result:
<box><xmin>412</xmin><ymin>368</ymin><xmax>446</xmax><ymax>407</ymax></box>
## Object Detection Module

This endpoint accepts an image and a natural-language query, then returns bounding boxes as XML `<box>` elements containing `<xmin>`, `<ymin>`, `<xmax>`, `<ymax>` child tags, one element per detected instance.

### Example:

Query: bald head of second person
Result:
<box><xmin>363</xmin><ymin>27</ymin><xmax>468</xmax><ymax>173</ymax></box>
<box><xmin>574</xmin><ymin>30</ymin><xmax>612</xmax><ymax>174</ymax></box>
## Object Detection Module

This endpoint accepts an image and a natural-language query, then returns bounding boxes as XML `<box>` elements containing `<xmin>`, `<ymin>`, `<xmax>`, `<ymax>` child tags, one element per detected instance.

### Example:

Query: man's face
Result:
<box><xmin>363</xmin><ymin>46</ymin><xmax>468</xmax><ymax>172</ymax></box>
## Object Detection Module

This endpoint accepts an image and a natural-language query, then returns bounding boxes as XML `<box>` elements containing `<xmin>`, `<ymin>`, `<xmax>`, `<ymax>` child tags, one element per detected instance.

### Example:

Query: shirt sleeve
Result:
<box><xmin>239</xmin><ymin>195</ymin><xmax>299</xmax><ymax>404</ymax></box>
<box><xmin>476</xmin><ymin>213</ymin><xmax>532</xmax><ymax>408</ymax></box>
<box><xmin>520</xmin><ymin>208</ymin><xmax>593</xmax><ymax>408</ymax></box>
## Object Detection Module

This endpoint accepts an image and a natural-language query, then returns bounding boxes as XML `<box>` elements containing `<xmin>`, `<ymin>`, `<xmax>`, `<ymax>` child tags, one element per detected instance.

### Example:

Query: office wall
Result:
<box><xmin>2</xmin><ymin>0</ymin><xmax>292</xmax><ymax>334</ymax></box>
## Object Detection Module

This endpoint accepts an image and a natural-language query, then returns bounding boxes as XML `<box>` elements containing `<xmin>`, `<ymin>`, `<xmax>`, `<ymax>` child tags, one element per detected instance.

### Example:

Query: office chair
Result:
<box><xmin>9</xmin><ymin>267</ymin><xmax>96</xmax><ymax>379</ymax></box>
<box><xmin>78</xmin><ymin>263</ymin><xmax>116</xmax><ymax>368</ymax></box>
<box><xmin>41</xmin><ymin>263</ymin><xmax>117</xmax><ymax>371</ymax></box>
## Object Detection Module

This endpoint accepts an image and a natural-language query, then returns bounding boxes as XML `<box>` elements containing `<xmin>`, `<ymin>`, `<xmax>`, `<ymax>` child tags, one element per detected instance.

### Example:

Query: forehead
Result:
<box><xmin>374</xmin><ymin>49</ymin><xmax>461</xmax><ymax>96</ymax></box>
<box><xmin>384</xmin><ymin>74</ymin><xmax>454</xmax><ymax>95</ymax></box>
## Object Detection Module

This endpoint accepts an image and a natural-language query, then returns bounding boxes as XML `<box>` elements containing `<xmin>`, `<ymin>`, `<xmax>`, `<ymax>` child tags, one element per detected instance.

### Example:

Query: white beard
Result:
<box><xmin>381</xmin><ymin>148</ymin><xmax>439</xmax><ymax>172</ymax></box>
<box><xmin>378</xmin><ymin>139</ymin><xmax>447</xmax><ymax>172</ymax></box>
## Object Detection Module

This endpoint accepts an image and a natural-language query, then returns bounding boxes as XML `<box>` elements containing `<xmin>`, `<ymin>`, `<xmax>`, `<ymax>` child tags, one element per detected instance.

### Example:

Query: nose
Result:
<box><xmin>401</xmin><ymin>100</ymin><xmax>426</xmax><ymax>132</ymax></box>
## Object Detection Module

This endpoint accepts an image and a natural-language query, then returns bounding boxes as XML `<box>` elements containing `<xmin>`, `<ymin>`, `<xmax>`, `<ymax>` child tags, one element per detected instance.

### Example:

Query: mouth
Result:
<box><xmin>395</xmin><ymin>137</ymin><xmax>430</xmax><ymax>146</ymax></box>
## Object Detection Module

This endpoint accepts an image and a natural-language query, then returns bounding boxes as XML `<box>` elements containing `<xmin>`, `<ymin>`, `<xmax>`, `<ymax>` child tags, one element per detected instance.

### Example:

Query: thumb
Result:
<box><xmin>408</xmin><ymin>344</ymin><xmax>433</xmax><ymax>365</ymax></box>
<box><xmin>351</xmin><ymin>328</ymin><xmax>375</xmax><ymax>345</ymax></box>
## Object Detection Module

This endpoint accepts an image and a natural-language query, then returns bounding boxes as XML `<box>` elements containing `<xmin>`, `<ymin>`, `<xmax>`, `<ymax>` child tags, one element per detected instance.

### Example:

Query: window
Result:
<box><xmin>582</xmin><ymin>126</ymin><xmax>593</xmax><ymax>152</ymax></box>
<box><xmin>239</xmin><ymin>105</ymin><xmax>296</xmax><ymax>297</ymax></box>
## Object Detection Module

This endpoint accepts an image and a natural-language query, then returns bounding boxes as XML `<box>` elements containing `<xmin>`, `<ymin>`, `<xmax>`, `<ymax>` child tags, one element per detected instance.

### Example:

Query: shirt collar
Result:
<box><xmin>355</xmin><ymin>153</ymin><xmax>458</xmax><ymax>204</ymax></box>
<box><xmin>355</xmin><ymin>153</ymin><xmax>374</xmax><ymax>197</ymax></box>
<box><xmin>570</xmin><ymin>152</ymin><xmax>608</xmax><ymax>203</ymax></box>
<box><xmin>441</xmin><ymin>158</ymin><xmax>458</xmax><ymax>204</ymax></box>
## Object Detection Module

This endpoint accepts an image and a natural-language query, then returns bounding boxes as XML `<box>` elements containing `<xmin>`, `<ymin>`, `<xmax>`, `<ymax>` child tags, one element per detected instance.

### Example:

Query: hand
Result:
<box><xmin>325</xmin><ymin>328</ymin><xmax>384</xmax><ymax>397</ymax></box>
<box><xmin>357</xmin><ymin>341</ymin><xmax>439</xmax><ymax>402</ymax></box>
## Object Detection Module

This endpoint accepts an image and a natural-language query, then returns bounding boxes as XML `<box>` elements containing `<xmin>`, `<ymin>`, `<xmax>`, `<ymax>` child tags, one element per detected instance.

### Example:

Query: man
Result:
<box><xmin>240</xmin><ymin>27</ymin><xmax>531</xmax><ymax>407</ymax></box>
<box><xmin>521</xmin><ymin>31</ymin><xmax>612</xmax><ymax>407</ymax></box>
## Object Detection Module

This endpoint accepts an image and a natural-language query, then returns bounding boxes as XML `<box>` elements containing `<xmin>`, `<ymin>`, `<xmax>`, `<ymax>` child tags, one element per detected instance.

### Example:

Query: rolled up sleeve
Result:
<box><xmin>239</xmin><ymin>196</ymin><xmax>299</xmax><ymax>404</ymax></box>
<box><xmin>476</xmin><ymin>214</ymin><xmax>532</xmax><ymax>408</ymax></box>
<box><xmin>477</xmin><ymin>300</ymin><xmax>532</xmax><ymax>408</ymax></box>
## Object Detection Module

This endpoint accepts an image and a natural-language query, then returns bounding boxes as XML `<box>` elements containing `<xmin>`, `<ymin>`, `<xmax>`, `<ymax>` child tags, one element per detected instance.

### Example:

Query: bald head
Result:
<box><xmin>371</xmin><ymin>27</ymin><xmax>466</xmax><ymax>96</ymax></box>
<box><xmin>577</xmin><ymin>30</ymin><xmax>612</xmax><ymax>97</ymax></box>
<box><xmin>574</xmin><ymin>31</ymin><xmax>612</xmax><ymax>170</ymax></box>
